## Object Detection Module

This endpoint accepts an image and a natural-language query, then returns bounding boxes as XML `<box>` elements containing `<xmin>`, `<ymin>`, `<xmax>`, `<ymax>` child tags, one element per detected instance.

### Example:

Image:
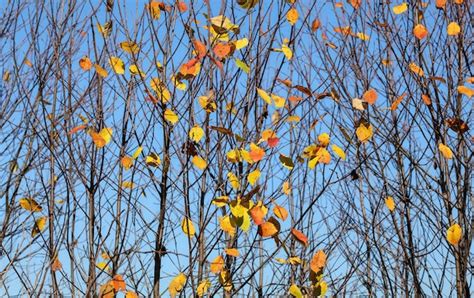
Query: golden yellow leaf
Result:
<box><xmin>446</xmin><ymin>223</ymin><xmax>462</xmax><ymax>245</ymax></box>
<box><xmin>219</xmin><ymin>216</ymin><xmax>236</xmax><ymax>236</ymax></box>
<box><xmin>392</xmin><ymin>2</ymin><xmax>408</xmax><ymax>14</ymax></box>
<box><xmin>235</xmin><ymin>59</ymin><xmax>250</xmax><ymax>73</ymax></box>
<box><xmin>147</xmin><ymin>1</ymin><xmax>161</xmax><ymax>20</ymax></box>
<box><xmin>96</xmin><ymin>262</ymin><xmax>110</xmax><ymax>271</ymax></box>
<box><xmin>318</xmin><ymin>133</ymin><xmax>330</xmax><ymax>147</ymax></box>
<box><xmin>94</xmin><ymin>64</ymin><xmax>108</xmax><ymax>78</ymax></box>
<box><xmin>121</xmin><ymin>181</ymin><xmax>135</xmax><ymax>189</ymax></box>
<box><xmin>125</xmin><ymin>291</ymin><xmax>138</xmax><ymax>298</ymax></box>
<box><xmin>281</xmin><ymin>43</ymin><xmax>293</xmax><ymax>60</ymax></box>
<box><xmin>247</xmin><ymin>169</ymin><xmax>261</xmax><ymax>186</ymax></box>
<box><xmin>129</xmin><ymin>64</ymin><xmax>145</xmax><ymax>77</ymax></box>
<box><xmin>212</xmin><ymin>196</ymin><xmax>229</xmax><ymax>208</ymax></box>
<box><xmin>210</xmin><ymin>255</ymin><xmax>225</xmax><ymax>274</ymax></box>
<box><xmin>189</xmin><ymin>125</ymin><xmax>204</xmax><ymax>142</ymax></box>
<box><xmin>19</xmin><ymin>198</ymin><xmax>42</xmax><ymax>212</ymax></box>
<box><xmin>286</xmin><ymin>115</ymin><xmax>300</xmax><ymax>123</ymax></box>
<box><xmin>164</xmin><ymin>109</ymin><xmax>179</xmax><ymax>125</ymax></box>
<box><xmin>234</xmin><ymin>38</ymin><xmax>249</xmax><ymax>50</ymax></box>
<box><xmin>197</xmin><ymin>279</ymin><xmax>211</xmax><ymax>297</ymax></box>
<box><xmin>273</xmin><ymin>203</ymin><xmax>288</xmax><ymax>221</ymax></box>
<box><xmin>192</xmin><ymin>155</ymin><xmax>207</xmax><ymax>170</ymax></box>
<box><xmin>447</xmin><ymin>22</ymin><xmax>461</xmax><ymax>36</ymax></box>
<box><xmin>257</xmin><ymin>88</ymin><xmax>272</xmax><ymax>105</ymax></box>
<box><xmin>413</xmin><ymin>24</ymin><xmax>428</xmax><ymax>39</ymax></box>
<box><xmin>282</xmin><ymin>181</ymin><xmax>291</xmax><ymax>195</ymax></box>
<box><xmin>289</xmin><ymin>284</ymin><xmax>303</xmax><ymax>298</ymax></box>
<box><xmin>356</xmin><ymin>123</ymin><xmax>373</xmax><ymax>143</ymax></box>
<box><xmin>168</xmin><ymin>273</ymin><xmax>186</xmax><ymax>298</ymax></box>
<box><xmin>132</xmin><ymin>146</ymin><xmax>143</xmax><ymax>159</ymax></box>
<box><xmin>145</xmin><ymin>152</ymin><xmax>161</xmax><ymax>167</ymax></box>
<box><xmin>90</xmin><ymin>127</ymin><xmax>113</xmax><ymax>148</ymax></box>
<box><xmin>331</xmin><ymin>144</ymin><xmax>346</xmax><ymax>160</ymax></box>
<box><xmin>224</xmin><ymin>248</ymin><xmax>240</xmax><ymax>257</ymax></box>
<box><xmin>219</xmin><ymin>269</ymin><xmax>233</xmax><ymax>292</ymax></box>
<box><xmin>438</xmin><ymin>143</ymin><xmax>453</xmax><ymax>159</ymax></box>
<box><xmin>457</xmin><ymin>85</ymin><xmax>474</xmax><ymax>97</ymax></box>
<box><xmin>150</xmin><ymin>78</ymin><xmax>171</xmax><ymax>103</ymax></box>
<box><xmin>385</xmin><ymin>196</ymin><xmax>395</xmax><ymax>212</ymax></box>
<box><xmin>227</xmin><ymin>172</ymin><xmax>240</xmax><ymax>190</ymax></box>
<box><xmin>356</xmin><ymin>32</ymin><xmax>370</xmax><ymax>41</ymax></box>
<box><xmin>97</xmin><ymin>21</ymin><xmax>112</xmax><ymax>38</ymax></box>
<box><xmin>121</xmin><ymin>156</ymin><xmax>133</xmax><ymax>170</ymax></box>
<box><xmin>109</xmin><ymin>56</ymin><xmax>125</xmax><ymax>74</ymax></box>
<box><xmin>286</xmin><ymin>8</ymin><xmax>299</xmax><ymax>26</ymax></box>
<box><xmin>32</xmin><ymin>216</ymin><xmax>47</xmax><ymax>237</ymax></box>
<box><xmin>120</xmin><ymin>41</ymin><xmax>140</xmax><ymax>54</ymax></box>
<box><xmin>181</xmin><ymin>217</ymin><xmax>196</xmax><ymax>237</ymax></box>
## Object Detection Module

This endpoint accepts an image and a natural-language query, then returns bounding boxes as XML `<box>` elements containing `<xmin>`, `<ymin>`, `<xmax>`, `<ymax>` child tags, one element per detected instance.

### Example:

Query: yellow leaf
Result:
<box><xmin>171</xmin><ymin>75</ymin><xmax>187</xmax><ymax>91</ymax></box>
<box><xmin>409</xmin><ymin>63</ymin><xmax>424</xmax><ymax>76</ymax></box>
<box><xmin>94</xmin><ymin>64</ymin><xmax>108</xmax><ymax>78</ymax></box>
<box><xmin>97</xmin><ymin>21</ymin><xmax>112</xmax><ymax>38</ymax></box>
<box><xmin>447</xmin><ymin>22</ymin><xmax>461</xmax><ymax>36</ymax></box>
<box><xmin>331</xmin><ymin>144</ymin><xmax>346</xmax><ymax>160</ymax></box>
<box><xmin>257</xmin><ymin>88</ymin><xmax>272</xmax><ymax>105</ymax></box>
<box><xmin>150</xmin><ymin>78</ymin><xmax>171</xmax><ymax>103</ymax></box>
<box><xmin>385</xmin><ymin>196</ymin><xmax>395</xmax><ymax>212</ymax></box>
<box><xmin>121</xmin><ymin>181</ymin><xmax>135</xmax><ymax>189</ymax></box>
<box><xmin>247</xmin><ymin>169</ymin><xmax>261</xmax><ymax>186</ymax></box>
<box><xmin>272</xmin><ymin>94</ymin><xmax>286</xmax><ymax>108</ymax></box>
<box><xmin>318</xmin><ymin>133</ymin><xmax>330</xmax><ymax>147</ymax></box>
<box><xmin>32</xmin><ymin>216</ymin><xmax>47</xmax><ymax>237</ymax></box>
<box><xmin>286</xmin><ymin>8</ymin><xmax>299</xmax><ymax>26</ymax></box>
<box><xmin>189</xmin><ymin>125</ymin><xmax>205</xmax><ymax>142</ymax></box>
<box><xmin>219</xmin><ymin>215</ymin><xmax>236</xmax><ymax>236</ymax></box>
<box><xmin>147</xmin><ymin>1</ymin><xmax>161</xmax><ymax>20</ymax></box>
<box><xmin>132</xmin><ymin>146</ymin><xmax>143</xmax><ymax>159</ymax></box>
<box><xmin>281</xmin><ymin>44</ymin><xmax>293</xmax><ymax>60</ymax></box>
<box><xmin>168</xmin><ymin>273</ymin><xmax>186</xmax><ymax>298</ymax></box>
<box><xmin>235</xmin><ymin>59</ymin><xmax>250</xmax><ymax>73</ymax></box>
<box><xmin>109</xmin><ymin>56</ymin><xmax>125</xmax><ymax>74</ymax></box>
<box><xmin>356</xmin><ymin>123</ymin><xmax>373</xmax><ymax>143</ymax></box>
<box><xmin>234</xmin><ymin>38</ymin><xmax>249</xmax><ymax>50</ymax></box>
<box><xmin>392</xmin><ymin>2</ymin><xmax>408</xmax><ymax>14</ymax></box>
<box><xmin>96</xmin><ymin>262</ymin><xmax>110</xmax><ymax>271</ymax></box>
<box><xmin>90</xmin><ymin>127</ymin><xmax>113</xmax><ymax>148</ymax></box>
<box><xmin>219</xmin><ymin>269</ymin><xmax>233</xmax><ymax>292</ymax></box>
<box><xmin>181</xmin><ymin>217</ymin><xmax>196</xmax><ymax>237</ymax></box>
<box><xmin>282</xmin><ymin>181</ymin><xmax>291</xmax><ymax>195</ymax></box>
<box><xmin>212</xmin><ymin>196</ymin><xmax>229</xmax><ymax>207</ymax></box>
<box><xmin>225</xmin><ymin>248</ymin><xmax>240</xmax><ymax>257</ymax></box>
<box><xmin>289</xmin><ymin>284</ymin><xmax>303</xmax><ymax>298</ymax></box>
<box><xmin>210</xmin><ymin>255</ymin><xmax>225</xmax><ymax>274</ymax></box>
<box><xmin>164</xmin><ymin>109</ymin><xmax>179</xmax><ymax>125</ymax></box>
<box><xmin>356</xmin><ymin>32</ymin><xmax>370</xmax><ymax>41</ymax></box>
<box><xmin>439</xmin><ymin>143</ymin><xmax>453</xmax><ymax>159</ymax></box>
<box><xmin>19</xmin><ymin>198</ymin><xmax>42</xmax><ymax>212</ymax></box>
<box><xmin>273</xmin><ymin>204</ymin><xmax>288</xmax><ymax>221</ymax></box>
<box><xmin>286</xmin><ymin>115</ymin><xmax>301</xmax><ymax>123</ymax></box>
<box><xmin>145</xmin><ymin>152</ymin><xmax>161</xmax><ymax>167</ymax></box>
<box><xmin>120</xmin><ymin>41</ymin><xmax>140</xmax><ymax>54</ymax></box>
<box><xmin>192</xmin><ymin>155</ymin><xmax>207</xmax><ymax>170</ymax></box>
<box><xmin>129</xmin><ymin>64</ymin><xmax>145</xmax><ymax>77</ymax></box>
<box><xmin>197</xmin><ymin>279</ymin><xmax>211</xmax><ymax>297</ymax></box>
<box><xmin>227</xmin><ymin>172</ymin><xmax>240</xmax><ymax>190</ymax></box>
<box><xmin>446</xmin><ymin>223</ymin><xmax>462</xmax><ymax>245</ymax></box>
<box><xmin>457</xmin><ymin>85</ymin><xmax>474</xmax><ymax>97</ymax></box>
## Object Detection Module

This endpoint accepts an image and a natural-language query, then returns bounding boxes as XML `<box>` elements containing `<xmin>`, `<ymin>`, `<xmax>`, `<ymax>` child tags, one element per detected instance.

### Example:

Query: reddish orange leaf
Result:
<box><xmin>267</xmin><ymin>137</ymin><xmax>279</xmax><ymax>148</ymax></box>
<box><xmin>68</xmin><ymin>124</ymin><xmax>86</xmax><ymax>135</ymax></box>
<box><xmin>413</xmin><ymin>24</ymin><xmax>428</xmax><ymax>40</ymax></box>
<box><xmin>310</xmin><ymin>250</ymin><xmax>327</xmax><ymax>273</ymax></box>
<box><xmin>112</xmin><ymin>274</ymin><xmax>126</xmax><ymax>292</ymax></box>
<box><xmin>213</xmin><ymin>43</ymin><xmax>232</xmax><ymax>59</ymax></box>
<box><xmin>362</xmin><ymin>89</ymin><xmax>378</xmax><ymax>105</ymax></box>
<box><xmin>193</xmin><ymin>39</ymin><xmax>207</xmax><ymax>59</ymax></box>
<box><xmin>273</xmin><ymin>204</ymin><xmax>288</xmax><ymax>221</ymax></box>
<box><xmin>177</xmin><ymin>1</ymin><xmax>187</xmax><ymax>12</ymax></box>
<box><xmin>257</xmin><ymin>217</ymin><xmax>280</xmax><ymax>237</ymax></box>
<box><xmin>390</xmin><ymin>92</ymin><xmax>407</xmax><ymax>111</ymax></box>
<box><xmin>250</xmin><ymin>206</ymin><xmax>265</xmax><ymax>225</ymax></box>
<box><xmin>311</xmin><ymin>19</ymin><xmax>321</xmax><ymax>32</ymax></box>
<box><xmin>291</xmin><ymin>228</ymin><xmax>308</xmax><ymax>247</ymax></box>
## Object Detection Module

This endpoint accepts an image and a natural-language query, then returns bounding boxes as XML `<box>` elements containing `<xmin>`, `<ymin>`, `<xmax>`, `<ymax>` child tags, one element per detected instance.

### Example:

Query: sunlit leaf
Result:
<box><xmin>356</xmin><ymin>123</ymin><xmax>373</xmax><ymax>143</ymax></box>
<box><xmin>457</xmin><ymin>85</ymin><xmax>474</xmax><ymax>97</ymax></box>
<box><xmin>192</xmin><ymin>155</ymin><xmax>207</xmax><ymax>170</ymax></box>
<box><xmin>438</xmin><ymin>143</ymin><xmax>453</xmax><ymax>159</ymax></box>
<box><xmin>447</xmin><ymin>22</ymin><xmax>461</xmax><ymax>36</ymax></box>
<box><xmin>147</xmin><ymin>1</ymin><xmax>161</xmax><ymax>19</ymax></box>
<box><xmin>291</xmin><ymin>228</ymin><xmax>309</xmax><ymax>247</ymax></box>
<box><xmin>164</xmin><ymin>109</ymin><xmax>179</xmax><ymax>125</ymax></box>
<box><xmin>19</xmin><ymin>198</ymin><xmax>42</xmax><ymax>212</ymax></box>
<box><xmin>289</xmin><ymin>284</ymin><xmax>303</xmax><ymax>298</ymax></box>
<box><xmin>247</xmin><ymin>169</ymin><xmax>261</xmax><ymax>186</ymax></box>
<box><xmin>90</xmin><ymin>128</ymin><xmax>113</xmax><ymax>148</ymax></box>
<box><xmin>272</xmin><ymin>94</ymin><xmax>286</xmax><ymax>108</ymax></box>
<box><xmin>331</xmin><ymin>144</ymin><xmax>346</xmax><ymax>160</ymax></box>
<box><xmin>197</xmin><ymin>279</ymin><xmax>211</xmax><ymax>297</ymax></box>
<box><xmin>120</xmin><ymin>41</ymin><xmax>140</xmax><ymax>54</ymax></box>
<box><xmin>446</xmin><ymin>223</ymin><xmax>462</xmax><ymax>245</ymax></box>
<box><xmin>145</xmin><ymin>152</ymin><xmax>161</xmax><ymax>167</ymax></box>
<box><xmin>273</xmin><ymin>203</ymin><xmax>288</xmax><ymax>221</ymax></box>
<box><xmin>210</xmin><ymin>255</ymin><xmax>225</xmax><ymax>274</ymax></box>
<box><xmin>181</xmin><ymin>217</ymin><xmax>196</xmax><ymax>237</ymax></box>
<box><xmin>413</xmin><ymin>24</ymin><xmax>428</xmax><ymax>40</ymax></box>
<box><xmin>94</xmin><ymin>64</ymin><xmax>108</xmax><ymax>78</ymax></box>
<box><xmin>97</xmin><ymin>21</ymin><xmax>112</xmax><ymax>38</ymax></box>
<box><xmin>109</xmin><ymin>56</ymin><xmax>125</xmax><ymax>74</ymax></box>
<box><xmin>31</xmin><ymin>216</ymin><xmax>47</xmax><ymax>237</ymax></box>
<box><xmin>79</xmin><ymin>56</ymin><xmax>92</xmax><ymax>70</ymax></box>
<box><xmin>168</xmin><ymin>273</ymin><xmax>186</xmax><ymax>298</ymax></box>
<box><xmin>257</xmin><ymin>88</ymin><xmax>272</xmax><ymax>105</ymax></box>
<box><xmin>318</xmin><ymin>133</ymin><xmax>330</xmax><ymax>147</ymax></box>
<box><xmin>121</xmin><ymin>181</ymin><xmax>135</xmax><ymax>189</ymax></box>
<box><xmin>235</xmin><ymin>59</ymin><xmax>250</xmax><ymax>73</ymax></box>
<box><xmin>219</xmin><ymin>215</ymin><xmax>236</xmax><ymax>236</ymax></box>
<box><xmin>227</xmin><ymin>172</ymin><xmax>240</xmax><ymax>190</ymax></box>
<box><xmin>234</xmin><ymin>38</ymin><xmax>249</xmax><ymax>50</ymax></box>
<box><xmin>258</xmin><ymin>217</ymin><xmax>280</xmax><ymax>237</ymax></box>
<box><xmin>189</xmin><ymin>125</ymin><xmax>204</xmax><ymax>142</ymax></box>
<box><xmin>225</xmin><ymin>248</ymin><xmax>240</xmax><ymax>257</ymax></box>
<box><xmin>286</xmin><ymin>8</ymin><xmax>299</xmax><ymax>26</ymax></box>
<box><xmin>281</xmin><ymin>43</ymin><xmax>293</xmax><ymax>60</ymax></box>
<box><xmin>310</xmin><ymin>250</ymin><xmax>327</xmax><ymax>273</ymax></box>
<box><xmin>112</xmin><ymin>274</ymin><xmax>126</xmax><ymax>292</ymax></box>
<box><xmin>385</xmin><ymin>196</ymin><xmax>395</xmax><ymax>212</ymax></box>
<box><xmin>363</xmin><ymin>88</ymin><xmax>378</xmax><ymax>105</ymax></box>
<box><xmin>121</xmin><ymin>156</ymin><xmax>133</xmax><ymax>170</ymax></box>
<box><xmin>392</xmin><ymin>2</ymin><xmax>408</xmax><ymax>14</ymax></box>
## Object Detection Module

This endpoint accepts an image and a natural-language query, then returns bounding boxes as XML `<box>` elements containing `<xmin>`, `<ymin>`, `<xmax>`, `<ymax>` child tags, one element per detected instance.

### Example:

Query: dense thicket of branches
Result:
<box><xmin>0</xmin><ymin>0</ymin><xmax>472</xmax><ymax>297</ymax></box>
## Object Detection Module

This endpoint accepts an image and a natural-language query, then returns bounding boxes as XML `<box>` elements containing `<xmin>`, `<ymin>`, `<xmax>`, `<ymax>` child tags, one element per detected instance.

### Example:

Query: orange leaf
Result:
<box><xmin>79</xmin><ymin>56</ymin><xmax>92</xmax><ymax>70</ymax></box>
<box><xmin>193</xmin><ymin>39</ymin><xmax>207</xmax><ymax>59</ymax></box>
<box><xmin>436</xmin><ymin>0</ymin><xmax>446</xmax><ymax>8</ymax></box>
<box><xmin>311</xmin><ymin>19</ymin><xmax>321</xmax><ymax>32</ymax></box>
<box><xmin>273</xmin><ymin>204</ymin><xmax>288</xmax><ymax>221</ymax></box>
<box><xmin>213</xmin><ymin>43</ymin><xmax>232</xmax><ymax>59</ymax></box>
<box><xmin>362</xmin><ymin>89</ymin><xmax>378</xmax><ymax>105</ymax></box>
<box><xmin>310</xmin><ymin>250</ymin><xmax>327</xmax><ymax>273</ymax></box>
<box><xmin>413</xmin><ymin>24</ymin><xmax>428</xmax><ymax>40</ymax></box>
<box><xmin>390</xmin><ymin>92</ymin><xmax>407</xmax><ymax>111</ymax></box>
<box><xmin>348</xmin><ymin>0</ymin><xmax>361</xmax><ymax>9</ymax></box>
<box><xmin>291</xmin><ymin>228</ymin><xmax>308</xmax><ymax>247</ymax></box>
<box><xmin>250</xmin><ymin>206</ymin><xmax>265</xmax><ymax>225</ymax></box>
<box><xmin>112</xmin><ymin>274</ymin><xmax>126</xmax><ymax>292</ymax></box>
<box><xmin>224</xmin><ymin>248</ymin><xmax>240</xmax><ymax>257</ymax></box>
<box><xmin>210</xmin><ymin>255</ymin><xmax>225</xmax><ymax>274</ymax></box>
<box><xmin>177</xmin><ymin>1</ymin><xmax>187</xmax><ymax>12</ymax></box>
<box><xmin>68</xmin><ymin>124</ymin><xmax>86</xmax><ymax>135</ymax></box>
<box><xmin>249</xmin><ymin>143</ymin><xmax>265</xmax><ymax>162</ymax></box>
<box><xmin>421</xmin><ymin>94</ymin><xmax>431</xmax><ymax>105</ymax></box>
<box><xmin>257</xmin><ymin>217</ymin><xmax>280</xmax><ymax>237</ymax></box>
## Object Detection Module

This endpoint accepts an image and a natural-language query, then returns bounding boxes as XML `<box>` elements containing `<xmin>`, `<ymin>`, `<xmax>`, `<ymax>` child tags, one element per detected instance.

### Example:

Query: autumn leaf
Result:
<box><xmin>109</xmin><ymin>56</ymin><xmax>125</xmax><ymax>74</ymax></box>
<box><xmin>235</xmin><ymin>59</ymin><xmax>250</xmax><ymax>73</ymax></box>
<box><xmin>145</xmin><ymin>152</ymin><xmax>161</xmax><ymax>167</ymax></box>
<box><xmin>181</xmin><ymin>217</ymin><xmax>196</xmax><ymax>237</ymax></box>
<box><xmin>120</xmin><ymin>41</ymin><xmax>140</xmax><ymax>54</ymax></box>
<box><xmin>390</xmin><ymin>92</ymin><xmax>407</xmax><ymax>111</ymax></box>
<box><xmin>310</xmin><ymin>250</ymin><xmax>327</xmax><ymax>273</ymax></box>
<box><xmin>392</xmin><ymin>2</ymin><xmax>408</xmax><ymax>14</ymax></box>
<box><xmin>438</xmin><ymin>143</ymin><xmax>453</xmax><ymax>159</ymax></box>
<box><xmin>90</xmin><ymin>127</ymin><xmax>113</xmax><ymax>148</ymax></box>
<box><xmin>227</xmin><ymin>172</ymin><xmax>240</xmax><ymax>189</ymax></box>
<box><xmin>289</xmin><ymin>284</ymin><xmax>303</xmax><ymax>298</ymax></box>
<box><xmin>409</xmin><ymin>63</ymin><xmax>424</xmax><ymax>76</ymax></box>
<box><xmin>286</xmin><ymin>8</ymin><xmax>299</xmax><ymax>26</ymax></box>
<box><xmin>250</xmin><ymin>205</ymin><xmax>265</xmax><ymax>225</ymax></box>
<box><xmin>189</xmin><ymin>125</ymin><xmax>204</xmax><ymax>142</ymax></box>
<box><xmin>291</xmin><ymin>228</ymin><xmax>309</xmax><ymax>247</ymax></box>
<box><xmin>112</xmin><ymin>274</ymin><xmax>126</xmax><ymax>292</ymax></box>
<box><xmin>79</xmin><ymin>56</ymin><xmax>92</xmax><ymax>70</ymax></box>
<box><xmin>249</xmin><ymin>143</ymin><xmax>265</xmax><ymax>162</ymax></box>
<box><xmin>19</xmin><ymin>198</ymin><xmax>42</xmax><ymax>212</ymax></box>
<box><xmin>192</xmin><ymin>156</ymin><xmax>207</xmax><ymax>170</ymax></box>
<box><xmin>447</xmin><ymin>22</ymin><xmax>461</xmax><ymax>36</ymax></box>
<box><xmin>356</xmin><ymin>123</ymin><xmax>373</xmax><ymax>143</ymax></box>
<box><xmin>257</xmin><ymin>217</ymin><xmax>280</xmax><ymax>237</ymax></box>
<box><xmin>121</xmin><ymin>156</ymin><xmax>133</xmax><ymax>170</ymax></box>
<box><xmin>257</xmin><ymin>88</ymin><xmax>272</xmax><ymax>105</ymax></box>
<box><xmin>446</xmin><ymin>223</ymin><xmax>462</xmax><ymax>245</ymax></box>
<box><xmin>311</xmin><ymin>19</ymin><xmax>321</xmax><ymax>32</ymax></box>
<box><xmin>225</xmin><ymin>248</ymin><xmax>240</xmax><ymax>257</ymax></box>
<box><xmin>318</xmin><ymin>133</ymin><xmax>330</xmax><ymax>147</ymax></box>
<box><xmin>273</xmin><ymin>203</ymin><xmax>288</xmax><ymax>221</ymax></box>
<box><xmin>363</xmin><ymin>89</ymin><xmax>378</xmax><ymax>105</ymax></box>
<box><xmin>169</xmin><ymin>273</ymin><xmax>186</xmax><ymax>298</ymax></box>
<box><xmin>164</xmin><ymin>109</ymin><xmax>179</xmax><ymax>125</ymax></box>
<box><xmin>197</xmin><ymin>279</ymin><xmax>211</xmax><ymax>297</ymax></box>
<box><xmin>457</xmin><ymin>85</ymin><xmax>474</xmax><ymax>97</ymax></box>
<box><xmin>279</xmin><ymin>154</ymin><xmax>294</xmax><ymax>170</ymax></box>
<box><xmin>210</xmin><ymin>255</ymin><xmax>225</xmax><ymax>274</ymax></box>
<box><xmin>147</xmin><ymin>1</ymin><xmax>161</xmax><ymax>19</ymax></box>
<box><xmin>281</xmin><ymin>43</ymin><xmax>293</xmax><ymax>60</ymax></box>
<box><xmin>247</xmin><ymin>169</ymin><xmax>261</xmax><ymax>186</ymax></box>
<box><xmin>32</xmin><ymin>216</ymin><xmax>47</xmax><ymax>237</ymax></box>
<box><xmin>413</xmin><ymin>24</ymin><xmax>428</xmax><ymax>40</ymax></box>
<box><xmin>385</xmin><ymin>196</ymin><xmax>395</xmax><ymax>212</ymax></box>
<box><xmin>94</xmin><ymin>64</ymin><xmax>108</xmax><ymax>78</ymax></box>
<box><xmin>331</xmin><ymin>144</ymin><xmax>346</xmax><ymax>160</ymax></box>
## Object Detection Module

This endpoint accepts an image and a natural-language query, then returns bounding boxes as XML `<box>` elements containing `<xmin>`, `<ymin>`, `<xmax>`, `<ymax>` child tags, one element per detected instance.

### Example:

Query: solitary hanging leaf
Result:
<box><xmin>225</xmin><ymin>248</ymin><xmax>240</xmax><ymax>257</ymax></box>
<box><xmin>363</xmin><ymin>89</ymin><xmax>378</xmax><ymax>105</ymax></box>
<box><xmin>168</xmin><ymin>273</ymin><xmax>186</xmax><ymax>298</ymax></box>
<box><xmin>19</xmin><ymin>198</ymin><xmax>42</xmax><ymax>212</ymax></box>
<box><xmin>272</xmin><ymin>94</ymin><xmax>286</xmax><ymax>108</ymax></box>
<box><xmin>438</xmin><ymin>143</ymin><xmax>453</xmax><ymax>159</ymax></box>
<box><xmin>129</xmin><ymin>64</ymin><xmax>145</xmax><ymax>77</ymax></box>
<box><xmin>392</xmin><ymin>2</ymin><xmax>408</xmax><ymax>14</ymax></box>
<box><xmin>79</xmin><ymin>56</ymin><xmax>92</xmax><ymax>70</ymax></box>
<box><xmin>189</xmin><ymin>125</ymin><xmax>204</xmax><ymax>142</ymax></box>
<box><xmin>90</xmin><ymin>127</ymin><xmax>113</xmax><ymax>148</ymax></box>
<box><xmin>331</xmin><ymin>144</ymin><xmax>346</xmax><ymax>160</ymax></box>
<box><xmin>413</xmin><ymin>24</ymin><xmax>428</xmax><ymax>40</ymax></box>
<box><xmin>311</xmin><ymin>19</ymin><xmax>321</xmax><ymax>32</ymax></box>
<box><xmin>181</xmin><ymin>217</ymin><xmax>196</xmax><ymax>237</ymax></box>
<box><xmin>197</xmin><ymin>279</ymin><xmax>211</xmax><ymax>297</ymax></box>
<box><xmin>192</xmin><ymin>155</ymin><xmax>207</xmax><ymax>170</ymax></box>
<box><xmin>145</xmin><ymin>152</ymin><xmax>161</xmax><ymax>167</ymax></box>
<box><xmin>356</xmin><ymin>123</ymin><xmax>373</xmax><ymax>143</ymax></box>
<box><xmin>289</xmin><ymin>284</ymin><xmax>303</xmax><ymax>298</ymax></box>
<box><xmin>234</xmin><ymin>38</ymin><xmax>249</xmax><ymax>50</ymax></box>
<box><xmin>112</xmin><ymin>274</ymin><xmax>126</xmax><ymax>292</ymax></box>
<box><xmin>390</xmin><ymin>92</ymin><xmax>407</xmax><ymax>111</ymax></box>
<box><xmin>436</xmin><ymin>0</ymin><xmax>447</xmax><ymax>8</ymax></box>
<box><xmin>210</xmin><ymin>255</ymin><xmax>225</xmax><ymax>274</ymax></box>
<box><xmin>385</xmin><ymin>196</ymin><xmax>395</xmax><ymax>212</ymax></box>
<box><xmin>121</xmin><ymin>156</ymin><xmax>133</xmax><ymax>170</ymax></box>
<box><xmin>457</xmin><ymin>85</ymin><xmax>474</xmax><ymax>97</ymax></box>
<box><xmin>235</xmin><ymin>59</ymin><xmax>250</xmax><ymax>73</ymax></box>
<box><xmin>291</xmin><ymin>228</ymin><xmax>309</xmax><ymax>247</ymax></box>
<box><xmin>120</xmin><ymin>41</ymin><xmax>140</xmax><ymax>54</ymax></box>
<box><xmin>286</xmin><ymin>8</ymin><xmax>299</xmax><ymax>26</ymax></box>
<box><xmin>257</xmin><ymin>88</ymin><xmax>272</xmax><ymax>105</ymax></box>
<box><xmin>281</xmin><ymin>44</ymin><xmax>293</xmax><ymax>60</ymax></box>
<box><xmin>51</xmin><ymin>257</ymin><xmax>62</xmax><ymax>271</ymax></box>
<box><xmin>409</xmin><ymin>63</ymin><xmax>424</xmax><ymax>76</ymax></box>
<box><xmin>273</xmin><ymin>203</ymin><xmax>288</xmax><ymax>221</ymax></box>
<box><xmin>31</xmin><ymin>216</ymin><xmax>47</xmax><ymax>237</ymax></box>
<box><xmin>447</xmin><ymin>22</ymin><xmax>461</xmax><ymax>36</ymax></box>
<box><xmin>109</xmin><ymin>57</ymin><xmax>125</xmax><ymax>74</ymax></box>
<box><xmin>164</xmin><ymin>109</ymin><xmax>179</xmax><ymax>125</ymax></box>
<box><xmin>446</xmin><ymin>223</ymin><xmax>462</xmax><ymax>245</ymax></box>
<box><xmin>94</xmin><ymin>64</ymin><xmax>108</xmax><ymax>78</ymax></box>
<box><xmin>310</xmin><ymin>250</ymin><xmax>327</xmax><ymax>273</ymax></box>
